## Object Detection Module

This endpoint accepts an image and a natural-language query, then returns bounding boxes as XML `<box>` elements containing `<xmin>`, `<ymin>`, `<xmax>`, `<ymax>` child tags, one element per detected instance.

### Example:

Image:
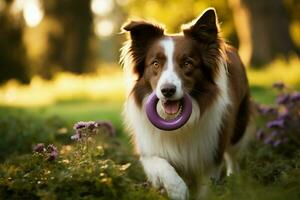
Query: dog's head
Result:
<box><xmin>122</xmin><ymin>8</ymin><xmax>225</xmax><ymax>117</ymax></box>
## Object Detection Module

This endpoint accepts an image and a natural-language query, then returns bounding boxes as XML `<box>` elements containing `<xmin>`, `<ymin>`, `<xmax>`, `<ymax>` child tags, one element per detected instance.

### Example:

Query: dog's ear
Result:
<box><xmin>122</xmin><ymin>21</ymin><xmax>164</xmax><ymax>77</ymax></box>
<box><xmin>122</xmin><ymin>20</ymin><xmax>164</xmax><ymax>42</ymax></box>
<box><xmin>183</xmin><ymin>8</ymin><xmax>219</xmax><ymax>42</ymax></box>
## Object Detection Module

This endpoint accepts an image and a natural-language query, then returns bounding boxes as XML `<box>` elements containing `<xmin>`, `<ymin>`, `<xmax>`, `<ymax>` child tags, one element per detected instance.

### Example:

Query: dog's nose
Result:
<box><xmin>161</xmin><ymin>84</ymin><xmax>176</xmax><ymax>98</ymax></box>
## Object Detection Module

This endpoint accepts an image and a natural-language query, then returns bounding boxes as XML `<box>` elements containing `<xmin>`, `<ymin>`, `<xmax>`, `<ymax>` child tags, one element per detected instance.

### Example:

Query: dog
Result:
<box><xmin>121</xmin><ymin>8</ymin><xmax>251</xmax><ymax>200</ymax></box>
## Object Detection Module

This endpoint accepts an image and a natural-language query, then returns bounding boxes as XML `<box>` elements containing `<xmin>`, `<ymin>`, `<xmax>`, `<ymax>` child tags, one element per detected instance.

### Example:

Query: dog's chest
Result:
<box><xmin>125</xmin><ymin>97</ymin><xmax>223</xmax><ymax>175</ymax></box>
<box><xmin>150</xmin><ymin>128</ymin><xmax>218</xmax><ymax>176</ymax></box>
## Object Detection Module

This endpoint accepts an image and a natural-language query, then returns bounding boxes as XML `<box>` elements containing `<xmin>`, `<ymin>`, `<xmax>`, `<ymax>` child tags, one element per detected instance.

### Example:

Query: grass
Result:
<box><xmin>26</xmin><ymin>99</ymin><xmax>124</xmax><ymax>131</ymax></box>
<box><xmin>0</xmin><ymin>58</ymin><xmax>300</xmax><ymax>199</ymax></box>
<box><xmin>0</xmin><ymin>83</ymin><xmax>275</xmax><ymax>163</ymax></box>
<box><xmin>1</xmin><ymin>96</ymin><xmax>300</xmax><ymax>199</ymax></box>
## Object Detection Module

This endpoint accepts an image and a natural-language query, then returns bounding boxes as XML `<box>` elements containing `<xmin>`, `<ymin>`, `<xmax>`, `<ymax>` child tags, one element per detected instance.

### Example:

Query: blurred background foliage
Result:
<box><xmin>0</xmin><ymin>0</ymin><xmax>299</xmax><ymax>84</ymax></box>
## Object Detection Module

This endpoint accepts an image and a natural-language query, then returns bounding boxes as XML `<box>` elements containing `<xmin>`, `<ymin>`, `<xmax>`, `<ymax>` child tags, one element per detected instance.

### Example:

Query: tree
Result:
<box><xmin>229</xmin><ymin>0</ymin><xmax>300</xmax><ymax>66</ymax></box>
<box><xmin>0</xmin><ymin>0</ymin><xmax>29</xmax><ymax>84</ymax></box>
<box><xmin>42</xmin><ymin>0</ymin><xmax>94</xmax><ymax>78</ymax></box>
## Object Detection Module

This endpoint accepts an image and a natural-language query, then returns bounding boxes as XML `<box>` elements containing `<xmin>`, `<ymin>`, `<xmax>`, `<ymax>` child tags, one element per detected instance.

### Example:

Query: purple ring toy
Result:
<box><xmin>145</xmin><ymin>92</ymin><xmax>193</xmax><ymax>131</ymax></box>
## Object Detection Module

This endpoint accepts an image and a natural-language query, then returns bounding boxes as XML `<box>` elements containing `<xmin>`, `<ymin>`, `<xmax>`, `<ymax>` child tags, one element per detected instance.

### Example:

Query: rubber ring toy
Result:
<box><xmin>145</xmin><ymin>91</ymin><xmax>192</xmax><ymax>131</ymax></box>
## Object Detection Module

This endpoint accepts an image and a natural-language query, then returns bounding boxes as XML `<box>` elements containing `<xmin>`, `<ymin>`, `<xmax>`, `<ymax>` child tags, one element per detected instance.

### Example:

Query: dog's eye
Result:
<box><xmin>152</xmin><ymin>60</ymin><xmax>160</xmax><ymax>69</ymax></box>
<box><xmin>183</xmin><ymin>61</ymin><xmax>193</xmax><ymax>69</ymax></box>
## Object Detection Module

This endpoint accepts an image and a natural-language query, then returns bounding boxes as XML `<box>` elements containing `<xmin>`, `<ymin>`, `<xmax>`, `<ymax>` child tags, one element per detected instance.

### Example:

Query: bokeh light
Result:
<box><xmin>91</xmin><ymin>0</ymin><xmax>114</xmax><ymax>16</ymax></box>
<box><xmin>10</xmin><ymin>0</ymin><xmax>24</xmax><ymax>14</ymax></box>
<box><xmin>94</xmin><ymin>19</ymin><xmax>115</xmax><ymax>37</ymax></box>
<box><xmin>23</xmin><ymin>0</ymin><xmax>44</xmax><ymax>27</ymax></box>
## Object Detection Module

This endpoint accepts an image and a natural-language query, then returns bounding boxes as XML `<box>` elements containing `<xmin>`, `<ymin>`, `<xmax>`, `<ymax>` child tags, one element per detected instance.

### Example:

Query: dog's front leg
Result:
<box><xmin>140</xmin><ymin>156</ymin><xmax>189</xmax><ymax>200</ymax></box>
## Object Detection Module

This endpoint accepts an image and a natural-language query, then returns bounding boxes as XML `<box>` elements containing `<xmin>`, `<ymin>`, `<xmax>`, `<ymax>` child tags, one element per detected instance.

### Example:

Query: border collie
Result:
<box><xmin>121</xmin><ymin>8</ymin><xmax>251</xmax><ymax>200</ymax></box>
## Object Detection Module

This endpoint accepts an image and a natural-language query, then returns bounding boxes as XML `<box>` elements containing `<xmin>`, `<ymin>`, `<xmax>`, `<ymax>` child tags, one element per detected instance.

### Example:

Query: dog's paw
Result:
<box><xmin>163</xmin><ymin>175</ymin><xmax>189</xmax><ymax>200</ymax></box>
<box><xmin>140</xmin><ymin>156</ymin><xmax>189</xmax><ymax>200</ymax></box>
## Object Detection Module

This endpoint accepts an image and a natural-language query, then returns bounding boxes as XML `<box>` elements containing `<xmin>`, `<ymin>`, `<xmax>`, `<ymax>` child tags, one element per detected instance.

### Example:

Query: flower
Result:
<box><xmin>270</xmin><ymin>130</ymin><xmax>279</xmax><ymax>137</ymax></box>
<box><xmin>33</xmin><ymin>143</ymin><xmax>45</xmax><ymax>153</ymax></box>
<box><xmin>257</xmin><ymin>106</ymin><xmax>276</xmax><ymax>115</ymax></box>
<box><xmin>33</xmin><ymin>143</ymin><xmax>59</xmax><ymax>161</ymax></box>
<box><xmin>74</xmin><ymin>122</ymin><xmax>87</xmax><ymax>130</ymax></box>
<box><xmin>277</xmin><ymin>112</ymin><xmax>289</xmax><ymax>121</ymax></box>
<box><xmin>48</xmin><ymin>150</ymin><xmax>58</xmax><ymax>161</ymax></box>
<box><xmin>272</xmin><ymin>82</ymin><xmax>285</xmax><ymax>90</ymax></box>
<box><xmin>256</xmin><ymin>82</ymin><xmax>300</xmax><ymax>148</ymax></box>
<box><xmin>71</xmin><ymin>133</ymin><xmax>81</xmax><ymax>140</ymax></box>
<box><xmin>71</xmin><ymin>121</ymin><xmax>116</xmax><ymax>140</ymax></box>
<box><xmin>276</xmin><ymin>94</ymin><xmax>290</xmax><ymax>104</ymax></box>
<box><xmin>264</xmin><ymin>135</ymin><xmax>273</xmax><ymax>145</ymax></box>
<box><xmin>74</xmin><ymin>121</ymin><xmax>96</xmax><ymax>130</ymax></box>
<box><xmin>88</xmin><ymin>123</ymin><xmax>97</xmax><ymax>131</ymax></box>
<box><xmin>71</xmin><ymin>121</ymin><xmax>97</xmax><ymax>140</ymax></box>
<box><xmin>47</xmin><ymin>144</ymin><xmax>59</xmax><ymax>161</ymax></box>
<box><xmin>290</xmin><ymin>92</ymin><xmax>300</xmax><ymax>102</ymax></box>
<box><xmin>47</xmin><ymin>144</ymin><xmax>58</xmax><ymax>152</ymax></box>
<box><xmin>267</xmin><ymin>118</ymin><xmax>285</xmax><ymax>129</ymax></box>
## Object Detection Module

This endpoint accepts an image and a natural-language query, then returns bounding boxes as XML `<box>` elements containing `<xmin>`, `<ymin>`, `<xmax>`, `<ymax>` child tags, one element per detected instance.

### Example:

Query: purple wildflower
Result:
<box><xmin>74</xmin><ymin>121</ymin><xmax>99</xmax><ymax>132</ymax></box>
<box><xmin>270</xmin><ymin>130</ymin><xmax>279</xmax><ymax>137</ymax></box>
<box><xmin>71</xmin><ymin>133</ymin><xmax>81</xmax><ymax>140</ymax></box>
<box><xmin>277</xmin><ymin>112</ymin><xmax>289</xmax><ymax>121</ymax></box>
<box><xmin>264</xmin><ymin>135</ymin><xmax>274</xmax><ymax>145</ymax></box>
<box><xmin>48</xmin><ymin>150</ymin><xmax>58</xmax><ymax>161</ymax></box>
<box><xmin>47</xmin><ymin>144</ymin><xmax>58</xmax><ymax>152</ymax></box>
<box><xmin>71</xmin><ymin>121</ymin><xmax>116</xmax><ymax>140</ymax></box>
<box><xmin>267</xmin><ymin>118</ymin><xmax>285</xmax><ymax>129</ymax></box>
<box><xmin>276</xmin><ymin>94</ymin><xmax>290</xmax><ymax>104</ymax></box>
<box><xmin>33</xmin><ymin>143</ymin><xmax>59</xmax><ymax>161</ymax></box>
<box><xmin>272</xmin><ymin>82</ymin><xmax>285</xmax><ymax>90</ymax></box>
<box><xmin>47</xmin><ymin>144</ymin><xmax>59</xmax><ymax>161</ymax></box>
<box><xmin>88</xmin><ymin>123</ymin><xmax>97</xmax><ymax>131</ymax></box>
<box><xmin>74</xmin><ymin>121</ymin><xmax>89</xmax><ymax>130</ymax></box>
<box><xmin>257</xmin><ymin>105</ymin><xmax>276</xmax><ymax>115</ymax></box>
<box><xmin>33</xmin><ymin>143</ymin><xmax>46</xmax><ymax>153</ymax></box>
<box><xmin>72</xmin><ymin>121</ymin><xmax>98</xmax><ymax>140</ymax></box>
<box><xmin>290</xmin><ymin>92</ymin><xmax>300</xmax><ymax>102</ymax></box>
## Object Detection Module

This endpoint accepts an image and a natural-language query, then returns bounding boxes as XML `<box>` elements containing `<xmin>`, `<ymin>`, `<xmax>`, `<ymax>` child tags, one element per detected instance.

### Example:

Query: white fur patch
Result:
<box><xmin>120</xmin><ymin>41</ymin><xmax>138</xmax><ymax>96</ymax></box>
<box><xmin>156</xmin><ymin>38</ymin><xmax>183</xmax><ymax>100</ymax></box>
<box><xmin>140</xmin><ymin>156</ymin><xmax>189</xmax><ymax>200</ymax></box>
<box><xmin>224</xmin><ymin>152</ymin><xmax>234</xmax><ymax>176</ymax></box>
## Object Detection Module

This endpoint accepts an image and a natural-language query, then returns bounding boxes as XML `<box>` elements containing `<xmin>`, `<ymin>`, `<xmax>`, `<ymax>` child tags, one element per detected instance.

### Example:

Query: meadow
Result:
<box><xmin>0</xmin><ymin>59</ymin><xmax>300</xmax><ymax>199</ymax></box>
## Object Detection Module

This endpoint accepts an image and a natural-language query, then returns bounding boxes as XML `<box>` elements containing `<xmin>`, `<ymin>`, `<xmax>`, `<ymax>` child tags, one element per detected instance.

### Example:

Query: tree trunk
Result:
<box><xmin>0</xmin><ymin>1</ymin><xmax>30</xmax><ymax>84</ymax></box>
<box><xmin>229</xmin><ymin>0</ymin><xmax>300</xmax><ymax>67</ymax></box>
<box><xmin>42</xmin><ymin>0</ymin><xmax>93</xmax><ymax>78</ymax></box>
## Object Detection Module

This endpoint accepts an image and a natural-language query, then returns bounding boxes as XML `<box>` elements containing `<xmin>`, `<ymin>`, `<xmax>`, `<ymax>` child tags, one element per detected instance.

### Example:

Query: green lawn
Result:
<box><xmin>26</xmin><ymin>99</ymin><xmax>124</xmax><ymax>131</ymax></box>
<box><xmin>1</xmin><ymin>85</ymin><xmax>300</xmax><ymax>199</ymax></box>
<box><xmin>0</xmin><ymin>86</ymin><xmax>279</xmax><ymax>161</ymax></box>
